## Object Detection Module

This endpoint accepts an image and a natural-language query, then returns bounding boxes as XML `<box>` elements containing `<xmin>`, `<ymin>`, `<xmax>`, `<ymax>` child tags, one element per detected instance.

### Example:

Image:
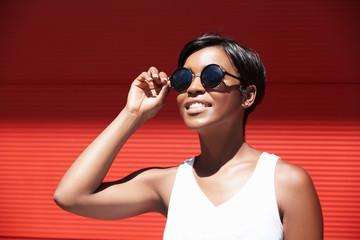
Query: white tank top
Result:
<box><xmin>163</xmin><ymin>152</ymin><xmax>283</xmax><ymax>240</ymax></box>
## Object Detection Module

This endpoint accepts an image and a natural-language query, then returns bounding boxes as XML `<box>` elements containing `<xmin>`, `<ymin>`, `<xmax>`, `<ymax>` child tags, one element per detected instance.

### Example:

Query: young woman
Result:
<box><xmin>54</xmin><ymin>34</ymin><xmax>323</xmax><ymax>239</ymax></box>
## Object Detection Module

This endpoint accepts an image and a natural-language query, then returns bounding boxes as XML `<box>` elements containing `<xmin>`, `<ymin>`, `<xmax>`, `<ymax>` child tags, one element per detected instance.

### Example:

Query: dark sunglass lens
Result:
<box><xmin>170</xmin><ymin>68</ymin><xmax>193</xmax><ymax>92</ymax></box>
<box><xmin>201</xmin><ymin>64</ymin><xmax>224</xmax><ymax>88</ymax></box>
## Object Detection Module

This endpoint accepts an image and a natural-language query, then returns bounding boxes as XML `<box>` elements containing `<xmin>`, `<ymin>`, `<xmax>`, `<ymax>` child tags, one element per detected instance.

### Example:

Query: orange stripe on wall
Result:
<box><xmin>1</xmin><ymin>117</ymin><xmax>359</xmax><ymax>239</ymax></box>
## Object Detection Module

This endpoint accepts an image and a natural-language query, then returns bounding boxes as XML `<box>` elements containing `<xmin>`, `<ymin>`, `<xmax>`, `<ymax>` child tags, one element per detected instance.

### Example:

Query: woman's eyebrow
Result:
<box><xmin>184</xmin><ymin>66</ymin><xmax>193</xmax><ymax>72</ymax></box>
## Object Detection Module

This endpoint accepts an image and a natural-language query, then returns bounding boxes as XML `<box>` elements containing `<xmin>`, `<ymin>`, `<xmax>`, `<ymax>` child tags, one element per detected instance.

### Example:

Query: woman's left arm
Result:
<box><xmin>275</xmin><ymin>160</ymin><xmax>323</xmax><ymax>240</ymax></box>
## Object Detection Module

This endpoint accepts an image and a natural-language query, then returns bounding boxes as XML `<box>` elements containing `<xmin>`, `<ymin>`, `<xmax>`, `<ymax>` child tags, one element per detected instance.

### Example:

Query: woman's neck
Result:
<box><xmin>195</xmin><ymin>123</ymin><xmax>251</xmax><ymax>174</ymax></box>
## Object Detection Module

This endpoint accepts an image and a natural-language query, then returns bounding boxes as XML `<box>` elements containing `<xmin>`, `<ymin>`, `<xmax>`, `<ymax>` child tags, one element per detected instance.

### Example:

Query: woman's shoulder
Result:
<box><xmin>143</xmin><ymin>166</ymin><xmax>179</xmax><ymax>188</ymax></box>
<box><xmin>274</xmin><ymin>160</ymin><xmax>323</xmax><ymax>238</ymax></box>
<box><xmin>275</xmin><ymin>159</ymin><xmax>316</xmax><ymax>201</ymax></box>
<box><xmin>115</xmin><ymin>165</ymin><xmax>179</xmax><ymax>195</ymax></box>
<box><xmin>274</xmin><ymin>159</ymin><xmax>320</xmax><ymax>219</ymax></box>
<box><xmin>140</xmin><ymin>157</ymin><xmax>194</xmax><ymax>179</ymax></box>
<box><xmin>135</xmin><ymin>165</ymin><xmax>179</xmax><ymax>185</ymax></box>
<box><xmin>275</xmin><ymin>159</ymin><xmax>313</xmax><ymax>187</ymax></box>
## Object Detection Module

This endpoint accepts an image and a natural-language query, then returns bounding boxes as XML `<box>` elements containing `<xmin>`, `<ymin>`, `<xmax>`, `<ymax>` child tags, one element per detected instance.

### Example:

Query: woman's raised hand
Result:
<box><xmin>125</xmin><ymin>67</ymin><xmax>170</xmax><ymax>120</ymax></box>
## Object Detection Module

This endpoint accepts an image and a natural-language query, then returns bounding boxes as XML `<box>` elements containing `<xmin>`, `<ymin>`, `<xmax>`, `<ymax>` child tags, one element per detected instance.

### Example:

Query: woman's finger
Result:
<box><xmin>157</xmin><ymin>79</ymin><xmax>171</xmax><ymax>104</ymax></box>
<box><xmin>148</xmin><ymin>66</ymin><xmax>163</xmax><ymax>87</ymax></box>
<box><xmin>159</xmin><ymin>71</ymin><xmax>169</xmax><ymax>85</ymax></box>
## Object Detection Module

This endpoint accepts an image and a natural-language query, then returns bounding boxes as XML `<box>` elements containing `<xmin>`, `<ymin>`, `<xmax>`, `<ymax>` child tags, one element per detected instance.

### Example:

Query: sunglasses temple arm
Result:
<box><xmin>225</xmin><ymin>71</ymin><xmax>242</xmax><ymax>81</ymax></box>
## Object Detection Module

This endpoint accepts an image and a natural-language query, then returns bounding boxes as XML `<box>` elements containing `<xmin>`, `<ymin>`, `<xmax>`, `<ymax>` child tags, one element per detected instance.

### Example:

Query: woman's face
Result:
<box><xmin>176</xmin><ymin>46</ymin><xmax>244</xmax><ymax>132</ymax></box>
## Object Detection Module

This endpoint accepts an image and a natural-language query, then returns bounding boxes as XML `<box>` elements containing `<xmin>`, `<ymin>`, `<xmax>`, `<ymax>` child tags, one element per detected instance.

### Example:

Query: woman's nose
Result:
<box><xmin>187</xmin><ymin>75</ymin><xmax>205</xmax><ymax>94</ymax></box>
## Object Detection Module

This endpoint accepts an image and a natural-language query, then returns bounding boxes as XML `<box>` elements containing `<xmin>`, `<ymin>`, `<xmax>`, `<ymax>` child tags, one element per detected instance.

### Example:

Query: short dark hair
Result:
<box><xmin>177</xmin><ymin>33</ymin><xmax>266</xmax><ymax>131</ymax></box>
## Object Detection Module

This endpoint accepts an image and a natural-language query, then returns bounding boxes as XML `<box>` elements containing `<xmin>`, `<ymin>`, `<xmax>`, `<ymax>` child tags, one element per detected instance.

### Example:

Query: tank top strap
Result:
<box><xmin>255</xmin><ymin>152</ymin><xmax>280</xmax><ymax>175</ymax></box>
<box><xmin>248</xmin><ymin>152</ymin><xmax>280</xmax><ymax>192</ymax></box>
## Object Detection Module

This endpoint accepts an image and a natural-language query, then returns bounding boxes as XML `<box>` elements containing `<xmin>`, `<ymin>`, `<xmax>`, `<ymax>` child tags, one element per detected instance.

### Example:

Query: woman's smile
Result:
<box><xmin>185</xmin><ymin>99</ymin><xmax>212</xmax><ymax>114</ymax></box>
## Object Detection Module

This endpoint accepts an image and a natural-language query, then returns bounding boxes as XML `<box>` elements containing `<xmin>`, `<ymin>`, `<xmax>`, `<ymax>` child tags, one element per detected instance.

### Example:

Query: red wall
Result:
<box><xmin>1</xmin><ymin>0</ymin><xmax>359</xmax><ymax>239</ymax></box>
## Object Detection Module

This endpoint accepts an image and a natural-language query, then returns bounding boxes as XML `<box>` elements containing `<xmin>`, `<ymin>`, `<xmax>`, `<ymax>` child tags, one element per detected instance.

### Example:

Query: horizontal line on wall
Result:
<box><xmin>0</xmin><ymin>82</ymin><xmax>359</xmax><ymax>86</ymax></box>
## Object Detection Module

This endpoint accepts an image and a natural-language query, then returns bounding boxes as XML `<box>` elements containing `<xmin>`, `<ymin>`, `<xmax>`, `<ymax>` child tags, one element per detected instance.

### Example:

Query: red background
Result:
<box><xmin>0</xmin><ymin>0</ymin><xmax>359</xmax><ymax>239</ymax></box>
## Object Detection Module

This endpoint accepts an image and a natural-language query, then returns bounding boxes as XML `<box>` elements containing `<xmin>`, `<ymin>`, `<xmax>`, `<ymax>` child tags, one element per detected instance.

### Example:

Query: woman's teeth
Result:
<box><xmin>189</xmin><ymin>102</ymin><xmax>205</xmax><ymax>109</ymax></box>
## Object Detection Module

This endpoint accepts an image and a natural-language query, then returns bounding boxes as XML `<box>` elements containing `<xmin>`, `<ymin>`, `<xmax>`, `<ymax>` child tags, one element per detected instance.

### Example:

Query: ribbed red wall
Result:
<box><xmin>1</xmin><ymin>1</ymin><xmax>359</xmax><ymax>239</ymax></box>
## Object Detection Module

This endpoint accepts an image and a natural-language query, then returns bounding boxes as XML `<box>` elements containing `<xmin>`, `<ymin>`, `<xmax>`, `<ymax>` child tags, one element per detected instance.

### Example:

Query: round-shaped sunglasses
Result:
<box><xmin>169</xmin><ymin>64</ymin><xmax>242</xmax><ymax>92</ymax></box>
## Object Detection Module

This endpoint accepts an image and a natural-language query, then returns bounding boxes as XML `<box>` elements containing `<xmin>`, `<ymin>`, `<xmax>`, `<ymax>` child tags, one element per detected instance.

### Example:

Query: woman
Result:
<box><xmin>54</xmin><ymin>34</ymin><xmax>323</xmax><ymax>239</ymax></box>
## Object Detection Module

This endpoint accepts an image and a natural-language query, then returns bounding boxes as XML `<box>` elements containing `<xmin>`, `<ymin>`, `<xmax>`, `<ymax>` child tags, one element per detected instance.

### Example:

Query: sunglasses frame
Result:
<box><xmin>169</xmin><ymin>64</ymin><xmax>242</xmax><ymax>92</ymax></box>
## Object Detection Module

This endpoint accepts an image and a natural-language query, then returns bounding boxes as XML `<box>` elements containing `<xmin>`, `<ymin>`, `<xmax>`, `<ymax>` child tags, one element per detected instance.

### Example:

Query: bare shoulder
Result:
<box><xmin>275</xmin><ymin>159</ymin><xmax>313</xmax><ymax>190</ymax></box>
<box><xmin>139</xmin><ymin>166</ymin><xmax>178</xmax><ymax>185</ymax></box>
<box><xmin>275</xmin><ymin>159</ymin><xmax>323</xmax><ymax>240</ymax></box>
<box><xmin>120</xmin><ymin>165</ymin><xmax>178</xmax><ymax>196</ymax></box>
<box><xmin>275</xmin><ymin>159</ymin><xmax>318</xmax><ymax>211</ymax></box>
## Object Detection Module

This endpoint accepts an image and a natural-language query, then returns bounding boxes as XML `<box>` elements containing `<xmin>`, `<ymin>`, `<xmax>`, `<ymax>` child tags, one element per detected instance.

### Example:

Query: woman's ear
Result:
<box><xmin>241</xmin><ymin>85</ymin><xmax>257</xmax><ymax>108</ymax></box>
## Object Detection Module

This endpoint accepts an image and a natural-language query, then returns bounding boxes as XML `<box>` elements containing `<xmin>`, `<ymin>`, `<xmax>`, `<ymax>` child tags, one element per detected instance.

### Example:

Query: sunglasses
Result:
<box><xmin>169</xmin><ymin>64</ymin><xmax>242</xmax><ymax>92</ymax></box>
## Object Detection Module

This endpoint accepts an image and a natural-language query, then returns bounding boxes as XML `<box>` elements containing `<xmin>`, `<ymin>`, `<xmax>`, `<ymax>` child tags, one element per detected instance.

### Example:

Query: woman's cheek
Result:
<box><xmin>176</xmin><ymin>94</ymin><xmax>185</xmax><ymax>117</ymax></box>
